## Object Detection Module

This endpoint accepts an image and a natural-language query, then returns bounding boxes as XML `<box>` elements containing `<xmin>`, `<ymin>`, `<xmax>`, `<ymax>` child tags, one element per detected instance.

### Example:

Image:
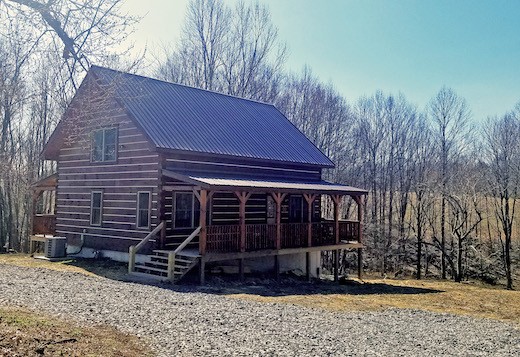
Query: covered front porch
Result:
<box><xmin>157</xmin><ymin>170</ymin><xmax>367</xmax><ymax>283</ymax></box>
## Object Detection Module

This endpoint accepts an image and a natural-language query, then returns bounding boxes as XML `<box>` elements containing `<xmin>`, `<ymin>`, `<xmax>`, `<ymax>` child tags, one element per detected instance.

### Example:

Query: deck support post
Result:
<box><xmin>331</xmin><ymin>195</ymin><xmax>342</xmax><ymax>282</ymax></box>
<box><xmin>239</xmin><ymin>258</ymin><xmax>245</xmax><ymax>281</ymax></box>
<box><xmin>306</xmin><ymin>252</ymin><xmax>311</xmax><ymax>282</ymax></box>
<box><xmin>303</xmin><ymin>194</ymin><xmax>316</xmax><ymax>282</ymax></box>
<box><xmin>354</xmin><ymin>195</ymin><xmax>364</xmax><ymax>279</ymax></box>
<box><xmin>199</xmin><ymin>258</ymin><xmax>205</xmax><ymax>285</ymax></box>
<box><xmin>333</xmin><ymin>249</ymin><xmax>339</xmax><ymax>282</ymax></box>
<box><xmin>274</xmin><ymin>255</ymin><xmax>280</xmax><ymax>282</ymax></box>
<box><xmin>235</xmin><ymin>191</ymin><xmax>252</xmax><ymax>253</ymax></box>
<box><xmin>167</xmin><ymin>251</ymin><xmax>176</xmax><ymax>281</ymax></box>
<box><xmin>128</xmin><ymin>245</ymin><xmax>136</xmax><ymax>274</ymax></box>
<box><xmin>271</xmin><ymin>192</ymin><xmax>287</xmax><ymax>250</ymax></box>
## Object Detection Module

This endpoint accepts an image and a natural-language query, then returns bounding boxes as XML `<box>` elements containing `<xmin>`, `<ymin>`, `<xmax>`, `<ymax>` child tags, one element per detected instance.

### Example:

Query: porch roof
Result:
<box><xmin>31</xmin><ymin>173</ymin><xmax>58</xmax><ymax>190</ymax></box>
<box><xmin>162</xmin><ymin>170</ymin><xmax>367</xmax><ymax>196</ymax></box>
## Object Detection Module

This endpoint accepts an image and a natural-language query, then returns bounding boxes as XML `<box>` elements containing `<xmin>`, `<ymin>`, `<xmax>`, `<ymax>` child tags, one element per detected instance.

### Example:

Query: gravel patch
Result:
<box><xmin>0</xmin><ymin>264</ymin><xmax>519</xmax><ymax>356</ymax></box>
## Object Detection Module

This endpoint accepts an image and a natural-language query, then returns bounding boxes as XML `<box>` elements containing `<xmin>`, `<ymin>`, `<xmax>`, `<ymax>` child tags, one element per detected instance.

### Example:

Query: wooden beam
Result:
<box><xmin>199</xmin><ymin>258</ymin><xmax>205</xmax><ymax>285</ymax></box>
<box><xmin>239</xmin><ymin>258</ymin><xmax>245</xmax><ymax>281</ymax></box>
<box><xmin>203</xmin><ymin>242</ymin><xmax>363</xmax><ymax>262</ymax></box>
<box><xmin>235</xmin><ymin>191</ymin><xmax>251</xmax><ymax>253</ymax></box>
<box><xmin>353</xmin><ymin>195</ymin><xmax>364</xmax><ymax>279</ymax></box>
<box><xmin>162</xmin><ymin>185</ymin><xmax>201</xmax><ymax>192</ymax></box>
<box><xmin>271</xmin><ymin>192</ymin><xmax>287</xmax><ymax>250</ymax></box>
<box><xmin>331</xmin><ymin>194</ymin><xmax>343</xmax><ymax>283</ymax></box>
<box><xmin>303</xmin><ymin>193</ymin><xmax>316</xmax><ymax>247</ymax></box>
<box><xmin>197</xmin><ymin>190</ymin><xmax>208</xmax><ymax>256</ymax></box>
<box><xmin>274</xmin><ymin>255</ymin><xmax>280</xmax><ymax>282</ymax></box>
<box><xmin>306</xmin><ymin>252</ymin><xmax>311</xmax><ymax>282</ymax></box>
<box><xmin>331</xmin><ymin>194</ymin><xmax>342</xmax><ymax>245</ymax></box>
<box><xmin>335</xmin><ymin>250</ymin><xmax>340</xmax><ymax>280</ymax></box>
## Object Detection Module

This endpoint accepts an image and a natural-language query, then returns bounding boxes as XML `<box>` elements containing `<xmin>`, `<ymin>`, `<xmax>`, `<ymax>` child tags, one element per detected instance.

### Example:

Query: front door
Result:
<box><xmin>289</xmin><ymin>195</ymin><xmax>304</xmax><ymax>223</ymax></box>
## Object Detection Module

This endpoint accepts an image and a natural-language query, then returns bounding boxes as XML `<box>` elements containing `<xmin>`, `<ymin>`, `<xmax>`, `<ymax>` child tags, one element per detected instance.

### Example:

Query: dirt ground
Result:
<box><xmin>0</xmin><ymin>307</ymin><xmax>153</xmax><ymax>357</ymax></box>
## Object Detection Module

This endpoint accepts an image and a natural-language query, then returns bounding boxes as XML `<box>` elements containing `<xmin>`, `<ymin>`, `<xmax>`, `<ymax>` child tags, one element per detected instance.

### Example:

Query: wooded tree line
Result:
<box><xmin>0</xmin><ymin>0</ymin><xmax>518</xmax><ymax>289</ymax></box>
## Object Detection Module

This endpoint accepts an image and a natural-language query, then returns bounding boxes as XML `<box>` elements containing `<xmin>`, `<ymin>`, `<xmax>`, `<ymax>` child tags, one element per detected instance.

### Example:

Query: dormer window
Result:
<box><xmin>91</xmin><ymin>127</ymin><xmax>117</xmax><ymax>162</ymax></box>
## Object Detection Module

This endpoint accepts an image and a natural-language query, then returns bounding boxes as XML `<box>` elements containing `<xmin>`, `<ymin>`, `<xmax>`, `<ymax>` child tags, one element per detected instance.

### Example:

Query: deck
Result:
<box><xmin>205</xmin><ymin>220</ymin><xmax>360</xmax><ymax>254</ymax></box>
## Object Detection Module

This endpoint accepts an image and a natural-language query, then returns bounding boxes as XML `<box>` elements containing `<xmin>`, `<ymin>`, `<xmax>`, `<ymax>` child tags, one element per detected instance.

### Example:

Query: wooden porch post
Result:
<box><xmin>271</xmin><ymin>192</ymin><xmax>286</xmax><ymax>250</ymax></box>
<box><xmin>354</xmin><ymin>195</ymin><xmax>364</xmax><ymax>279</ymax></box>
<box><xmin>235</xmin><ymin>191</ymin><xmax>252</xmax><ymax>253</ymax></box>
<box><xmin>194</xmin><ymin>189</ymin><xmax>211</xmax><ymax>284</ymax></box>
<box><xmin>331</xmin><ymin>194</ymin><xmax>342</xmax><ymax>282</ymax></box>
<box><xmin>271</xmin><ymin>192</ymin><xmax>286</xmax><ymax>282</ymax></box>
<box><xmin>235</xmin><ymin>191</ymin><xmax>251</xmax><ymax>281</ymax></box>
<box><xmin>195</xmin><ymin>189</ymin><xmax>208</xmax><ymax>256</ymax></box>
<box><xmin>304</xmin><ymin>193</ymin><xmax>316</xmax><ymax>282</ymax></box>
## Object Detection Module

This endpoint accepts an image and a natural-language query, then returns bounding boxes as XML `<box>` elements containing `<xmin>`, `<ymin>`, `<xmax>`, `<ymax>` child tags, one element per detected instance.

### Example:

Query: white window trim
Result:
<box><xmin>90</xmin><ymin>190</ymin><xmax>103</xmax><ymax>226</ymax></box>
<box><xmin>91</xmin><ymin>127</ymin><xmax>118</xmax><ymax>163</ymax></box>
<box><xmin>136</xmin><ymin>191</ymin><xmax>152</xmax><ymax>229</ymax></box>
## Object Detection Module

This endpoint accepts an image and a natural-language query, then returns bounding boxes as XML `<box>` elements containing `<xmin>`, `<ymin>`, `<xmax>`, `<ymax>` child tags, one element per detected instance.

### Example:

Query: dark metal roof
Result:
<box><xmin>91</xmin><ymin>66</ymin><xmax>334</xmax><ymax>168</ymax></box>
<box><xmin>163</xmin><ymin>170</ymin><xmax>368</xmax><ymax>196</ymax></box>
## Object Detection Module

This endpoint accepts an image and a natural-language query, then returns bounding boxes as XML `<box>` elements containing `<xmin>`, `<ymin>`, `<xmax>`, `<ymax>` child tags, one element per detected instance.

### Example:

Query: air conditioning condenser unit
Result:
<box><xmin>45</xmin><ymin>237</ymin><xmax>67</xmax><ymax>258</ymax></box>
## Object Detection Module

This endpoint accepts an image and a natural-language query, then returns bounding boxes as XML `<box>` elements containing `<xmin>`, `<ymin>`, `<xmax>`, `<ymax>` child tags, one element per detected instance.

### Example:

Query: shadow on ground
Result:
<box><xmin>58</xmin><ymin>257</ymin><xmax>444</xmax><ymax>297</ymax></box>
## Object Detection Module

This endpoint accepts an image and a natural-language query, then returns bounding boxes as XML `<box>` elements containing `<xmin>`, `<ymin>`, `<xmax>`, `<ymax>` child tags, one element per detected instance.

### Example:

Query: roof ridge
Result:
<box><xmin>89</xmin><ymin>65</ymin><xmax>276</xmax><ymax>108</ymax></box>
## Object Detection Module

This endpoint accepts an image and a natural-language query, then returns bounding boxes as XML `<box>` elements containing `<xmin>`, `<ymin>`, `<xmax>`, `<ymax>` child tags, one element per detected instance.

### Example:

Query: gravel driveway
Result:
<box><xmin>0</xmin><ymin>264</ymin><xmax>519</xmax><ymax>356</ymax></box>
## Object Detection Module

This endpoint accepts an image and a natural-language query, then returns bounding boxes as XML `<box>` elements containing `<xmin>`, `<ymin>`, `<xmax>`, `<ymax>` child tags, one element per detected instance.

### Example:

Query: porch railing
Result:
<box><xmin>281</xmin><ymin>223</ymin><xmax>308</xmax><ymax>248</ymax></box>
<box><xmin>206</xmin><ymin>220</ymin><xmax>360</xmax><ymax>253</ymax></box>
<box><xmin>206</xmin><ymin>225</ymin><xmax>241</xmax><ymax>253</ymax></box>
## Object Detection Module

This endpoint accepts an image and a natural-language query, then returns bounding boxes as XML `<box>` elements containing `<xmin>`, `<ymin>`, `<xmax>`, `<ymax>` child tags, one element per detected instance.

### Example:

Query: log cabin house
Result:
<box><xmin>32</xmin><ymin>66</ymin><xmax>367</xmax><ymax>283</ymax></box>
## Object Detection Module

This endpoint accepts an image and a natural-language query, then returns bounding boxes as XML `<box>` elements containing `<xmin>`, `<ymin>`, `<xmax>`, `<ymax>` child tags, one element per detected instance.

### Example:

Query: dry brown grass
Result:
<box><xmin>0</xmin><ymin>306</ymin><xmax>153</xmax><ymax>357</ymax></box>
<box><xmin>0</xmin><ymin>254</ymin><xmax>128</xmax><ymax>280</ymax></box>
<box><xmin>229</xmin><ymin>278</ymin><xmax>520</xmax><ymax>325</ymax></box>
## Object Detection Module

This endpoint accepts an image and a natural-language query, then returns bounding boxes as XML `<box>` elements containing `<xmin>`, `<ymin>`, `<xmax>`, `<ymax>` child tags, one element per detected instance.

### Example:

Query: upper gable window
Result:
<box><xmin>91</xmin><ymin>127</ymin><xmax>117</xmax><ymax>162</ymax></box>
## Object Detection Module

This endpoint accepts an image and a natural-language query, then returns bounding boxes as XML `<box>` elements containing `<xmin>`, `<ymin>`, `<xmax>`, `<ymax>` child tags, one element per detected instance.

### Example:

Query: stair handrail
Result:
<box><xmin>128</xmin><ymin>221</ymin><xmax>165</xmax><ymax>273</ymax></box>
<box><xmin>167</xmin><ymin>226</ymin><xmax>201</xmax><ymax>281</ymax></box>
<box><xmin>174</xmin><ymin>226</ymin><xmax>201</xmax><ymax>254</ymax></box>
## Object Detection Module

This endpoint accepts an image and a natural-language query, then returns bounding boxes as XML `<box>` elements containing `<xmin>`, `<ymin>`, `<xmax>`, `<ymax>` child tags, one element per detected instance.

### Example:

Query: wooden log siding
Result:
<box><xmin>55</xmin><ymin>110</ymin><xmax>161</xmax><ymax>253</ymax></box>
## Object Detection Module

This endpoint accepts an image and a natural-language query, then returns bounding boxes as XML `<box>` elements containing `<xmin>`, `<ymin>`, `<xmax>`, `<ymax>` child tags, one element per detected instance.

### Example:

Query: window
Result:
<box><xmin>91</xmin><ymin>127</ymin><xmax>117</xmax><ymax>162</ymax></box>
<box><xmin>90</xmin><ymin>191</ymin><xmax>103</xmax><ymax>225</ymax></box>
<box><xmin>137</xmin><ymin>192</ymin><xmax>151</xmax><ymax>229</ymax></box>
<box><xmin>173</xmin><ymin>192</ymin><xmax>200</xmax><ymax>228</ymax></box>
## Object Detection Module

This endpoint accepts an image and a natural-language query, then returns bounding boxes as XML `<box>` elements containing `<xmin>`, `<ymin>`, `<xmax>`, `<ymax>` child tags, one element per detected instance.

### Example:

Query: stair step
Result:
<box><xmin>129</xmin><ymin>271</ymin><xmax>168</xmax><ymax>281</ymax></box>
<box><xmin>135</xmin><ymin>264</ymin><xmax>168</xmax><ymax>274</ymax></box>
<box><xmin>149</xmin><ymin>256</ymin><xmax>197</xmax><ymax>265</ymax></box>
<box><xmin>152</xmin><ymin>249</ymin><xmax>172</xmax><ymax>256</ymax></box>
<box><xmin>144</xmin><ymin>261</ymin><xmax>168</xmax><ymax>267</ymax></box>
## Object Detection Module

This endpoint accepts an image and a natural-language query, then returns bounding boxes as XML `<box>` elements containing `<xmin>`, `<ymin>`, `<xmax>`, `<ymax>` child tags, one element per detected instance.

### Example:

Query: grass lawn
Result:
<box><xmin>0</xmin><ymin>307</ymin><xmax>153</xmax><ymax>357</ymax></box>
<box><xmin>228</xmin><ymin>277</ymin><xmax>520</xmax><ymax>325</ymax></box>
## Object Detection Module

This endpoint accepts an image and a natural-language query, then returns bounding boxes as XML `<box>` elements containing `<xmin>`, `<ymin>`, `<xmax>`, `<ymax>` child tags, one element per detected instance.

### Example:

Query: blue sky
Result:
<box><xmin>123</xmin><ymin>0</ymin><xmax>520</xmax><ymax>121</ymax></box>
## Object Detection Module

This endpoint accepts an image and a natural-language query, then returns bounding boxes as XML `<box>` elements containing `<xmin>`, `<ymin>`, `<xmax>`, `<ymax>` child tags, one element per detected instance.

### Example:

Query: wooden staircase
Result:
<box><xmin>133</xmin><ymin>250</ymin><xmax>200</xmax><ymax>282</ymax></box>
<box><xmin>128</xmin><ymin>224</ymin><xmax>202</xmax><ymax>283</ymax></box>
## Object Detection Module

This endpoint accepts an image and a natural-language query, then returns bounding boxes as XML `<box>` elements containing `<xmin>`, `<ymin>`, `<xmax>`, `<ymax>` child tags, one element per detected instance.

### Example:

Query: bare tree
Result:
<box><xmin>156</xmin><ymin>0</ymin><xmax>285</xmax><ymax>102</ymax></box>
<box><xmin>483</xmin><ymin>111</ymin><xmax>520</xmax><ymax>289</ymax></box>
<box><xmin>1</xmin><ymin>0</ymin><xmax>141</xmax><ymax>89</ymax></box>
<box><xmin>427</xmin><ymin>87</ymin><xmax>472</xmax><ymax>279</ymax></box>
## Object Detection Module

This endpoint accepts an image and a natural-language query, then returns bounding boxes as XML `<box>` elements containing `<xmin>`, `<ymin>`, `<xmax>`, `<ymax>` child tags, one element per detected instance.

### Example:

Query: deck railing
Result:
<box><xmin>33</xmin><ymin>214</ymin><xmax>56</xmax><ymax>235</ymax></box>
<box><xmin>246</xmin><ymin>224</ymin><xmax>277</xmax><ymax>251</ymax></box>
<box><xmin>206</xmin><ymin>220</ymin><xmax>360</xmax><ymax>253</ymax></box>
<box><xmin>281</xmin><ymin>223</ymin><xmax>308</xmax><ymax>248</ymax></box>
<box><xmin>206</xmin><ymin>225</ymin><xmax>241</xmax><ymax>253</ymax></box>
